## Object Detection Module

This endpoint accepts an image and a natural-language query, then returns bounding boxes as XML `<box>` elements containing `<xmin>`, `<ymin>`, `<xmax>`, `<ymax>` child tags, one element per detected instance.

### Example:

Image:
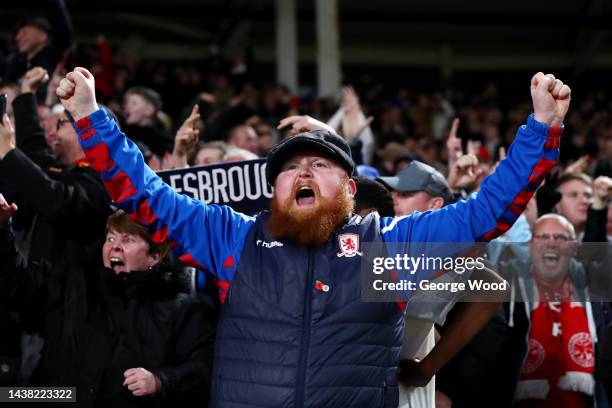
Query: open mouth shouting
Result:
<box><xmin>295</xmin><ymin>186</ymin><xmax>316</xmax><ymax>207</ymax></box>
<box><xmin>109</xmin><ymin>257</ymin><xmax>126</xmax><ymax>273</ymax></box>
<box><xmin>542</xmin><ymin>251</ymin><xmax>560</xmax><ymax>268</ymax></box>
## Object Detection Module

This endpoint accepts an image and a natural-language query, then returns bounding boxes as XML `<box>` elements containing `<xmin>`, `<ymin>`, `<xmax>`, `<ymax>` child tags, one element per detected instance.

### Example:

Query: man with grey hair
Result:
<box><xmin>499</xmin><ymin>214</ymin><xmax>602</xmax><ymax>406</ymax></box>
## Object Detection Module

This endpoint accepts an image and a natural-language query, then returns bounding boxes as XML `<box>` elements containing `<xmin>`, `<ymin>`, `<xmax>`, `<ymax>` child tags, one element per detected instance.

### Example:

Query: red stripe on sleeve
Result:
<box><xmin>84</xmin><ymin>143</ymin><xmax>114</xmax><ymax>173</ymax></box>
<box><xmin>481</xmin><ymin>221</ymin><xmax>511</xmax><ymax>242</ymax></box>
<box><xmin>508</xmin><ymin>190</ymin><xmax>535</xmax><ymax>215</ymax></box>
<box><xmin>528</xmin><ymin>159</ymin><xmax>557</xmax><ymax>185</ymax></box>
<box><xmin>81</xmin><ymin>128</ymin><xmax>96</xmax><ymax>141</ymax></box>
<box><xmin>132</xmin><ymin>200</ymin><xmax>157</xmax><ymax>226</ymax></box>
<box><xmin>150</xmin><ymin>225</ymin><xmax>168</xmax><ymax>244</ymax></box>
<box><xmin>178</xmin><ymin>252</ymin><xmax>205</xmax><ymax>271</ymax></box>
<box><xmin>103</xmin><ymin>171</ymin><xmax>137</xmax><ymax>203</ymax></box>
<box><xmin>75</xmin><ymin>116</ymin><xmax>92</xmax><ymax>131</ymax></box>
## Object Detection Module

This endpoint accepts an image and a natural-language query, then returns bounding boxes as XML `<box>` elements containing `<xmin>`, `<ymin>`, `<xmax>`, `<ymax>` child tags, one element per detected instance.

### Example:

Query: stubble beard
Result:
<box><xmin>267</xmin><ymin>179</ymin><xmax>354</xmax><ymax>246</ymax></box>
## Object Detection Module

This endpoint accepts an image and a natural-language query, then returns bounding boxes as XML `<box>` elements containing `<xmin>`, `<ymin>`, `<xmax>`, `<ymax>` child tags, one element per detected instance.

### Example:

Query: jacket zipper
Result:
<box><xmin>295</xmin><ymin>248</ymin><xmax>314</xmax><ymax>408</ymax></box>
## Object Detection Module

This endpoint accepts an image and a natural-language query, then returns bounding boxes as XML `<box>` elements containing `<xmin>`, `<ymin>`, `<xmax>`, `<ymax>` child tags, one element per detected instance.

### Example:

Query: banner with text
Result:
<box><xmin>158</xmin><ymin>159</ymin><xmax>272</xmax><ymax>214</ymax></box>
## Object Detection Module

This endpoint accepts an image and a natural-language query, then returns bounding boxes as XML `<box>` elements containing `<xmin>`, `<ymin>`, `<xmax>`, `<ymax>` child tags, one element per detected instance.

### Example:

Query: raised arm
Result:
<box><xmin>382</xmin><ymin>73</ymin><xmax>570</xmax><ymax>244</ymax></box>
<box><xmin>14</xmin><ymin>67</ymin><xmax>55</xmax><ymax>169</ymax></box>
<box><xmin>56</xmin><ymin>68</ymin><xmax>254</xmax><ymax>292</ymax></box>
<box><xmin>0</xmin><ymin>111</ymin><xmax>111</xmax><ymax>242</ymax></box>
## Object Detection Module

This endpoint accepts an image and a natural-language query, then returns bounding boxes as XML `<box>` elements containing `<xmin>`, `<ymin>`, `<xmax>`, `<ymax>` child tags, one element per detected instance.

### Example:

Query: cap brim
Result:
<box><xmin>266</xmin><ymin>135</ymin><xmax>352</xmax><ymax>181</ymax></box>
<box><xmin>376</xmin><ymin>176</ymin><xmax>400</xmax><ymax>191</ymax></box>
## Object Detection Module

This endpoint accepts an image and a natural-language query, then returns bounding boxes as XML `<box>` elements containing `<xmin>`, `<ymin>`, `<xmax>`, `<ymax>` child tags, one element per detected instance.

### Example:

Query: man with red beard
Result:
<box><xmin>54</xmin><ymin>68</ymin><xmax>569</xmax><ymax>407</ymax></box>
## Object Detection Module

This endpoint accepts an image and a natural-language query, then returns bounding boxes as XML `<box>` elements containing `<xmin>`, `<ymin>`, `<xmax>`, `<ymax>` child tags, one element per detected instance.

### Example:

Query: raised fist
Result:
<box><xmin>530</xmin><ymin>72</ymin><xmax>571</xmax><ymax>127</ymax></box>
<box><xmin>592</xmin><ymin>175</ymin><xmax>612</xmax><ymax>210</ymax></box>
<box><xmin>56</xmin><ymin>67</ymin><xmax>99</xmax><ymax>121</ymax></box>
<box><xmin>21</xmin><ymin>67</ymin><xmax>49</xmax><ymax>94</ymax></box>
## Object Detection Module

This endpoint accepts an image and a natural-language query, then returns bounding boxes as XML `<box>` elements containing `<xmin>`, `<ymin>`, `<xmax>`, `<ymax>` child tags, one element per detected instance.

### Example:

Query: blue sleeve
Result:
<box><xmin>72</xmin><ymin>108</ymin><xmax>254</xmax><ymax>286</ymax></box>
<box><xmin>382</xmin><ymin>114</ymin><xmax>560</xmax><ymax>244</ymax></box>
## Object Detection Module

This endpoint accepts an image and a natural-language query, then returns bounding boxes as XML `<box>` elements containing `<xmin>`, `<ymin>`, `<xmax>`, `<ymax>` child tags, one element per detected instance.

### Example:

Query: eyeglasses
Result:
<box><xmin>533</xmin><ymin>233</ymin><xmax>573</xmax><ymax>243</ymax></box>
<box><xmin>56</xmin><ymin>118</ymin><xmax>71</xmax><ymax>131</ymax></box>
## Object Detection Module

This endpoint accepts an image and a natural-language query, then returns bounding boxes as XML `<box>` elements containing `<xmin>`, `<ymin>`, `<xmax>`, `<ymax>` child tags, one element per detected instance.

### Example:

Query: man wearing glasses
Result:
<box><xmin>0</xmin><ymin>66</ymin><xmax>111</xmax><ymax>268</ymax></box>
<box><xmin>497</xmin><ymin>214</ymin><xmax>604</xmax><ymax>407</ymax></box>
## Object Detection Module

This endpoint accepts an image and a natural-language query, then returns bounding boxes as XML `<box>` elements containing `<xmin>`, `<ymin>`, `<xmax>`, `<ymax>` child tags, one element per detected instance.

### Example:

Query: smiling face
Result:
<box><xmin>529</xmin><ymin>216</ymin><xmax>576</xmax><ymax>284</ymax></box>
<box><xmin>267</xmin><ymin>152</ymin><xmax>356</xmax><ymax>245</ymax></box>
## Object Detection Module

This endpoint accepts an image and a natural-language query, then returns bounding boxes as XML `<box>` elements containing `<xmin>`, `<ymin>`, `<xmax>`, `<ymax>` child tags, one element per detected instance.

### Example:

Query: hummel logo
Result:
<box><xmin>256</xmin><ymin>240</ymin><xmax>284</xmax><ymax>248</ymax></box>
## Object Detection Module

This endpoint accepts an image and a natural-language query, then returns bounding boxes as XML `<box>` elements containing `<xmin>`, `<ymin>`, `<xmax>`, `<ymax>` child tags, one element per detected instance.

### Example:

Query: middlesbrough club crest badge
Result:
<box><xmin>337</xmin><ymin>233</ymin><xmax>362</xmax><ymax>257</ymax></box>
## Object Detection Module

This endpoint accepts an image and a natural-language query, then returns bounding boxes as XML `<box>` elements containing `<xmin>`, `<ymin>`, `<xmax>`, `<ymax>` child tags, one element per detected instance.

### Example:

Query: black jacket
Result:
<box><xmin>0</xmin><ymin>223</ymin><xmax>215</xmax><ymax>408</ymax></box>
<box><xmin>0</xmin><ymin>92</ymin><xmax>112</xmax><ymax>267</ymax></box>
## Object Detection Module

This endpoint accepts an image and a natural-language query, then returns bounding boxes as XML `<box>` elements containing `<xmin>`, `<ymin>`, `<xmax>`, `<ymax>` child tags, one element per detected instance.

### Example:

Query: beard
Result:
<box><xmin>267</xmin><ymin>179</ymin><xmax>354</xmax><ymax>246</ymax></box>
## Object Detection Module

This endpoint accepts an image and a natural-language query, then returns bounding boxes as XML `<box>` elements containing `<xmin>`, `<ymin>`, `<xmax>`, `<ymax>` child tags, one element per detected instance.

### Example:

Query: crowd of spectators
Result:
<box><xmin>0</xmin><ymin>1</ymin><xmax>611</xmax><ymax>407</ymax></box>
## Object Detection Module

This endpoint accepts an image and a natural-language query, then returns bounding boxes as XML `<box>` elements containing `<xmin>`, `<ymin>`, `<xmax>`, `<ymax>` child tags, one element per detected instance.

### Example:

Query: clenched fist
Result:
<box><xmin>123</xmin><ymin>367</ymin><xmax>161</xmax><ymax>397</ymax></box>
<box><xmin>21</xmin><ymin>67</ymin><xmax>49</xmax><ymax>94</ymax></box>
<box><xmin>56</xmin><ymin>67</ymin><xmax>99</xmax><ymax>121</ymax></box>
<box><xmin>531</xmin><ymin>72</ymin><xmax>571</xmax><ymax>127</ymax></box>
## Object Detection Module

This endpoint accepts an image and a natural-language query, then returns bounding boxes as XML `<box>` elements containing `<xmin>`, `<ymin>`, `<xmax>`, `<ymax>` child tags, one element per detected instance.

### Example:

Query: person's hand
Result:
<box><xmin>173</xmin><ymin>105</ymin><xmax>200</xmax><ymax>157</ymax></box>
<box><xmin>56</xmin><ymin>67</ymin><xmax>99</xmax><ymax>121</ymax></box>
<box><xmin>277</xmin><ymin>115</ymin><xmax>336</xmax><ymax>136</ymax></box>
<box><xmin>197</xmin><ymin>92</ymin><xmax>216</xmax><ymax>105</ymax></box>
<box><xmin>341</xmin><ymin>86</ymin><xmax>360</xmax><ymax>116</ymax></box>
<box><xmin>398</xmin><ymin>358</ymin><xmax>434</xmax><ymax>388</ymax></box>
<box><xmin>0</xmin><ymin>193</ymin><xmax>18</xmax><ymax>224</ymax></box>
<box><xmin>530</xmin><ymin>72</ymin><xmax>571</xmax><ymax>126</ymax></box>
<box><xmin>446</xmin><ymin>118</ymin><xmax>462</xmax><ymax>168</ymax></box>
<box><xmin>340</xmin><ymin>86</ymin><xmax>372</xmax><ymax>139</ymax></box>
<box><xmin>592</xmin><ymin>176</ymin><xmax>612</xmax><ymax>210</ymax></box>
<box><xmin>564</xmin><ymin>154</ymin><xmax>589</xmax><ymax>174</ymax></box>
<box><xmin>123</xmin><ymin>368</ymin><xmax>161</xmax><ymax>397</ymax></box>
<box><xmin>0</xmin><ymin>114</ymin><xmax>16</xmax><ymax>160</ymax></box>
<box><xmin>21</xmin><ymin>67</ymin><xmax>49</xmax><ymax>94</ymax></box>
<box><xmin>447</xmin><ymin>153</ymin><xmax>483</xmax><ymax>192</ymax></box>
